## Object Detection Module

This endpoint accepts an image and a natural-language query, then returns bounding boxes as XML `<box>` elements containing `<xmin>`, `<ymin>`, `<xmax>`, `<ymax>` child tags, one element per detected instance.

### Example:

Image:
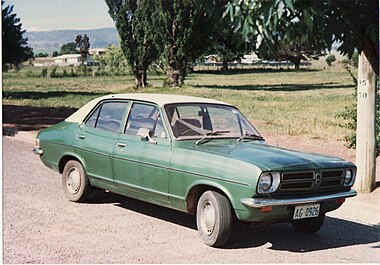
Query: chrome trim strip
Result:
<box><xmin>241</xmin><ymin>190</ymin><xmax>357</xmax><ymax>208</ymax></box>
<box><xmin>33</xmin><ymin>148</ymin><xmax>44</xmax><ymax>155</ymax></box>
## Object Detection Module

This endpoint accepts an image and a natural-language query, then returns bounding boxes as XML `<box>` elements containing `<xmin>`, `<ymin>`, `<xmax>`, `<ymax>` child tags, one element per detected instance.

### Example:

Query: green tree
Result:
<box><xmin>325</xmin><ymin>54</ymin><xmax>336</xmax><ymax>66</ymax></box>
<box><xmin>258</xmin><ymin>35</ymin><xmax>325</xmax><ymax>69</ymax></box>
<box><xmin>207</xmin><ymin>16</ymin><xmax>247</xmax><ymax>70</ymax></box>
<box><xmin>75</xmin><ymin>34</ymin><xmax>90</xmax><ymax>67</ymax></box>
<box><xmin>60</xmin><ymin>42</ymin><xmax>77</xmax><ymax>54</ymax></box>
<box><xmin>106</xmin><ymin>0</ymin><xmax>165</xmax><ymax>88</ymax></box>
<box><xmin>36</xmin><ymin>52</ymin><xmax>49</xmax><ymax>58</ymax></box>
<box><xmin>52</xmin><ymin>51</ymin><xmax>59</xmax><ymax>57</ymax></box>
<box><xmin>224</xmin><ymin>0</ymin><xmax>378</xmax><ymax>74</ymax></box>
<box><xmin>162</xmin><ymin>0</ymin><xmax>220</xmax><ymax>86</ymax></box>
<box><xmin>2</xmin><ymin>1</ymin><xmax>33</xmax><ymax>70</ymax></box>
<box><xmin>95</xmin><ymin>45</ymin><xmax>129</xmax><ymax>74</ymax></box>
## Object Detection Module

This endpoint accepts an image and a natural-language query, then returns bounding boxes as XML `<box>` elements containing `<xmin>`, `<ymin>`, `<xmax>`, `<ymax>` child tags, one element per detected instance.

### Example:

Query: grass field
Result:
<box><xmin>2</xmin><ymin>65</ymin><xmax>357</xmax><ymax>141</ymax></box>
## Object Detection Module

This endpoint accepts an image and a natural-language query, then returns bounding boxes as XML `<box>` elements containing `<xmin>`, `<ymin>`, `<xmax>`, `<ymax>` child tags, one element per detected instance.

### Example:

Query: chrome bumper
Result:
<box><xmin>33</xmin><ymin>147</ymin><xmax>43</xmax><ymax>155</ymax></box>
<box><xmin>241</xmin><ymin>190</ymin><xmax>357</xmax><ymax>208</ymax></box>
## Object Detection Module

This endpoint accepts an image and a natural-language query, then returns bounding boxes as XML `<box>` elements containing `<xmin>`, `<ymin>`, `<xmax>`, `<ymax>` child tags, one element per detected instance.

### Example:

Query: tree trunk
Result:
<box><xmin>222</xmin><ymin>60</ymin><xmax>228</xmax><ymax>71</ymax></box>
<box><xmin>135</xmin><ymin>69</ymin><xmax>147</xmax><ymax>88</ymax></box>
<box><xmin>354</xmin><ymin>41</ymin><xmax>377</xmax><ymax>193</ymax></box>
<box><xmin>167</xmin><ymin>67</ymin><xmax>180</xmax><ymax>87</ymax></box>
<box><xmin>293</xmin><ymin>59</ymin><xmax>301</xmax><ymax>70</ymax></box>
<box><xmin>167</xmin><ymin>19</ymin><xmax>180</xmax><ymax>87</ymax></box>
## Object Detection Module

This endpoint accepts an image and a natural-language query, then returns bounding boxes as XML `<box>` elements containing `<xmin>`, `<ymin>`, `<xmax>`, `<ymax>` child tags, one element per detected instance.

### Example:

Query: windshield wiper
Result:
<box><xmin>237</xmin><ymin>134</ymin><xmax>265</xmax><ymax>143</ymax></box>
<box><xmin>195</xmin><ymin>130</ymin><xmax>230</xmax><ymax>145</ymax></box>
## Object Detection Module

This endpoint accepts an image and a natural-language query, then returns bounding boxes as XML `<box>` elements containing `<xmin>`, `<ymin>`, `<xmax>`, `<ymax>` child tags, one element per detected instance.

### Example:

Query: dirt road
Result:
<box><xmin>3</xmin><ymin>137</ymin><xmax>380</xmax><ymax>263</ymax></box>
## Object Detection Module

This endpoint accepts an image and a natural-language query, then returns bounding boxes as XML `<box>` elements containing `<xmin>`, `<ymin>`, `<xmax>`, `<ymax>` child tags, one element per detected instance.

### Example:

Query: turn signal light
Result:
<box><xmin>335</xmin><ymin>198</ymin><xmax>345</xmax><ymax>204</ymax></box>
<box><xmin>259</xmin><ymin>206</ymin><xmax>273</xmax><ymax>213</ymax></box>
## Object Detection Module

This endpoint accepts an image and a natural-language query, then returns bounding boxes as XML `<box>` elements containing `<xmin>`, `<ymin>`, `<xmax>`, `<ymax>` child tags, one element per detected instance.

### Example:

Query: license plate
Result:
<box><xmin>293</xmin><ymin>204</ymin><xmax>320</xmax><ymax>220</ymax></box>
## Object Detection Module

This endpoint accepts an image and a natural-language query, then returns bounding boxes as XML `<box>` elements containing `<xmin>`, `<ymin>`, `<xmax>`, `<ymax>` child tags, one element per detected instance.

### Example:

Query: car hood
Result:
<box><xmin>186</xmin><ymin>140</ymin><xmax>351</xmax><ymax>171</ymax></box>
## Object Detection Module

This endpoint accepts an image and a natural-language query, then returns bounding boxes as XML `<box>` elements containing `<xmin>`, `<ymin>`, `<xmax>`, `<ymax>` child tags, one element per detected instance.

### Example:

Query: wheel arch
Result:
<box><xmin>185</xmin><ymin>181</ymin><xmax>236</xmax><ymax>215</ymax></box>
<box><xmin>58</xmin><ymin>152</ymin><xmax>87</xmax><ymax>174</ymax></box>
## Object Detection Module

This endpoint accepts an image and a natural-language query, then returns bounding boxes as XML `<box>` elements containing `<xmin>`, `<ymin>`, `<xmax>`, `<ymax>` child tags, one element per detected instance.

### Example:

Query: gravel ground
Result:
<box><xmin>3</xmin><ymin>137</ymin><xmax>380</xmax><ymax>263</ymax></box>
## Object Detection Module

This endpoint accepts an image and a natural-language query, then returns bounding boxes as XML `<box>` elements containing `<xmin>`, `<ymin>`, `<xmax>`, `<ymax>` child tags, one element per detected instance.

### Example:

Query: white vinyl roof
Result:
<box><xmin>65</xmin><ymin>93</ymin><xmax>231</xmax><ymax>123</ymax></box>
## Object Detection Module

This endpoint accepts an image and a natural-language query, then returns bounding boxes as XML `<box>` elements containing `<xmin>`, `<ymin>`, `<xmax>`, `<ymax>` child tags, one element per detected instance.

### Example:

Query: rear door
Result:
<box><xmin>72</xmin><ymin>100</ymin><xmax>129</xmax><ymax>185</ymax></box>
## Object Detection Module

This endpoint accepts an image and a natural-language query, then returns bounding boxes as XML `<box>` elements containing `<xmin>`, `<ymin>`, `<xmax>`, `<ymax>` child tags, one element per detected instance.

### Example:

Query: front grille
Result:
<box><xmin>282</xmin><ymin>172</ymin><xmax>314</xmax><ymax>181</ymax></box>
<box><xmin>278</xmin><ymin>170</ymin><xmax>345</xmax><ymax>192</ymax></box>
<box><xmin>320</xmin><ymin>170</ymin><xmax>344</xmax><ymax>189</ymax></box>
<box><xmin>279</xmin><ymin>172</ymin><xmax>315</xmax><ymax>191</ymax></box>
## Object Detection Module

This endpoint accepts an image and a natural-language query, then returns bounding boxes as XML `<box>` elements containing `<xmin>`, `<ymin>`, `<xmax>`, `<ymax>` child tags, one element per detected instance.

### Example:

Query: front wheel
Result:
<box><xmin>292</xmin><ymin>214</ymin><xmax>325</xmax><ymax>233</ymax></box>
<box><xmin>196</xmin><ymin>191</ymin><xmax>232</xmax><ymax>247</ymax></box>
<box><xmin>62</xmin><ymin>160</ymin><xmax>92</xmax><ymax>202</ymax></box>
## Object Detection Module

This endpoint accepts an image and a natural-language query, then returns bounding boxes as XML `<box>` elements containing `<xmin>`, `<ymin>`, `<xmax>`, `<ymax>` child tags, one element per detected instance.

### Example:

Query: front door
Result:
<box><xmin>112</xmin><ymin>102</ymin><xmax>171</xmax><ymax>205</ymax></box>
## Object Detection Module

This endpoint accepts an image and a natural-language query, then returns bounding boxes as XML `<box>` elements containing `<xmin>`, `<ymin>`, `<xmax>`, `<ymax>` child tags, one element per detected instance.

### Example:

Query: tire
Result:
<box><xmin>196</xmin><ymin>191</ymin><xmax>232</xmax><ymax>247</ymax></box>
<box><xmin>62</xmin><ymin>160</ymin><xmax>92</xmax><ymax>202</ymax></box>
<box><xmin>292</xmin><ymin>214</ymin><xmax>325</xmax><ymax>233</ymax></box>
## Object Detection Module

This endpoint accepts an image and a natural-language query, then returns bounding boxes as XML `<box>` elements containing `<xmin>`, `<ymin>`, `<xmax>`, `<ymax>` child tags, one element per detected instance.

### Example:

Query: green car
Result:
<box><xmin>34</xmin><ymin>93</ymin><xmax>357</xmax><ymax>247</ymax></box>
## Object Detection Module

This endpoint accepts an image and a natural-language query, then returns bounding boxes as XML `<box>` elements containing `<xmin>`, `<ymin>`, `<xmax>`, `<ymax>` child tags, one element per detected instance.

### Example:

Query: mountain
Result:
<box><xmin>25</xmin><ymin>28</ymin><xmax>119</xmax><ymax>53</ymax></box>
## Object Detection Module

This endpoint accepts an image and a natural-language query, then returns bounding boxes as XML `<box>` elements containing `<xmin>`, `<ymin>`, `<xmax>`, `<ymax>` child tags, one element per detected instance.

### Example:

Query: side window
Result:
<box><xmin>125</xmin><ymin>103</ymin><xmax>166</xmax><ymax>138</ymax></box>
<box><xmin>85</xmin><ymin>105</ymin><xmax>101</xmax><ymax>128</ymax></box>
<box><xmin>153</xmin><ymin>114</ymin><xmax>166</xmax><ymax>139</ymax></box>
<box><xmin>85</xmin><ymin>101</ymin><xmax>128</xmax><ymax>133</ymax></box>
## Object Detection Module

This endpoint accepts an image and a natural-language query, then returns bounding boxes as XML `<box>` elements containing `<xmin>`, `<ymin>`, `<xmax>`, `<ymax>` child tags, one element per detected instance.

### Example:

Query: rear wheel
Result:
<box><xmin>196</xmin><ymin>191</ymin><xmax>232</xmax><ymax>247</ymax></box>
<box><xmin>292</xmin><ymin>214</ymin><xmax>325</xmax><ymax>233</ymax></box>
<box><xmin>62</xmin><ymin>160</ymin><xmax>92</xmax><ymax>202</ymax></box>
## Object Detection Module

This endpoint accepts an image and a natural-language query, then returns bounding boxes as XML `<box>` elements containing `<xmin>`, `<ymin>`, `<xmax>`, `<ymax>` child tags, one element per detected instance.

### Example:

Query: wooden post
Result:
<box><xmin>354</xmin><ymin>48</ymin><xmax>377</xmax><ymax>193</ymax></box>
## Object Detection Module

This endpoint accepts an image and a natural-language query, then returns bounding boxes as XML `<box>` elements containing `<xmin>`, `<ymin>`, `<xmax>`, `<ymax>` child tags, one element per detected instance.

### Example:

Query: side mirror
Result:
<box><xmin>136</xmin><ymin>128</ymin><xmax>157</xmax><ymax>144</ymax></box>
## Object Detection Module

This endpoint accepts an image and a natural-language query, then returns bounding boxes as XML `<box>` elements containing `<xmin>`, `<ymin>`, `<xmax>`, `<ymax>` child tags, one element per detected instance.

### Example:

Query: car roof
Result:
<box><xmin>65</xmin><ymin>93</ymin><xmax>231</xmax><ymax>123</ymax></box>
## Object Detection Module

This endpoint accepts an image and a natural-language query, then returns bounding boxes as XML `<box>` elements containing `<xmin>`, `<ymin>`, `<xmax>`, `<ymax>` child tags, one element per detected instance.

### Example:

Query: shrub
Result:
<box><xmin>41</xmin><ymin>68</ymin><xmax>48</xmax><ymax>77</ymax></box>
<box><xmin>325</xmin><ymin>54</ymin><xmax>336</xmax><ymax>66</ymax></box>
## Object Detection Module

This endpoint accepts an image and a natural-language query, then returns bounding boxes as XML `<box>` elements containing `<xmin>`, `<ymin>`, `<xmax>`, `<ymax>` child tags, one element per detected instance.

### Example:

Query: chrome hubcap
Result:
<box><xmin>200</xmin><ymin>200</ymin><xmax>216</xmax><ymax>236</ymax></box>
<box><xmin>66</xmin><ymin>168</ymin><xmax>81</xmax><ymax>194</ymax></box>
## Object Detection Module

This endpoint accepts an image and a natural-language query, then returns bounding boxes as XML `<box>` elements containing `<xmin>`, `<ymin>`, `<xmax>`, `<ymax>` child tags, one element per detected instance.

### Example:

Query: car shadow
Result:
<box><xmin>88</xmin><ymin>190</ymin><xmax>196</xmax><ymax>229</ymax></box>
<box><xmin>87</xmin><ymin>190</ymin><xmax>380</xmax><ymax>251</ymax></box>
<box><xmin>227</xmin><ymin>218</ymin><xmax>380</xmax><ymax>251</ymax></box>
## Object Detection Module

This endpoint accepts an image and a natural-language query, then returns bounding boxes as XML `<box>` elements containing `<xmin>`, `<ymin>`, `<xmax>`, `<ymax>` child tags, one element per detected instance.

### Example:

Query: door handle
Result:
<box><xmin>117</xmin><ymin>142</ymin><xmax>127</xmax><ymax>147</ymax></box>
<box><xmin>78</xmin><ymin>134</ymin><xmax>86</xmax><ymax>139</ymax></box>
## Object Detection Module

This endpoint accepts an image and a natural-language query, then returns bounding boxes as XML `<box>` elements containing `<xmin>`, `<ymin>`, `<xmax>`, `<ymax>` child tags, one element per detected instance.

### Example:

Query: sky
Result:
<box><xmin>3</xmin><ymin>0</ymin><xmax>116</xmax><ymax>31</ymax></box>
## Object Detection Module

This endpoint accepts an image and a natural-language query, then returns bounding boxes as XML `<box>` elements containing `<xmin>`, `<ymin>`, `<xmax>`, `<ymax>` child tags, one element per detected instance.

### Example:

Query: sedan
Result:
<box><xmin>34</xmin><ymin>93</ymin><xmax>357</xmax><ymax>247</ymax></box>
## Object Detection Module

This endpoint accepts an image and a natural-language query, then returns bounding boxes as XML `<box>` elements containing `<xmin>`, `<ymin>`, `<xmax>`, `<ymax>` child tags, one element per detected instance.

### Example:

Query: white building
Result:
<box><xmin>53</xmin><ymin>54</ymin><xmax>82</xmax><ymax>66</ymax></box>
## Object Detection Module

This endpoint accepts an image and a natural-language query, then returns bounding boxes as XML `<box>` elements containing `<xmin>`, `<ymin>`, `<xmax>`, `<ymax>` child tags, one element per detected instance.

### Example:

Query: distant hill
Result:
<box><xmin>25</xmin><ymin>28</ymin><xmax>119</xmax><ymax>53</ymax></box>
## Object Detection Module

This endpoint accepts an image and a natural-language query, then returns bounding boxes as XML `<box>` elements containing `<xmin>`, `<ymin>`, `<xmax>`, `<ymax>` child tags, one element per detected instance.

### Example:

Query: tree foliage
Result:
<box><xmin>224</xmin><ymin>0</ymin><xmax>378</xmax><ymax>74</ymax></box>
<box><xmin>52</xmin><ymin>51</ymin><xmax>59</xmax><ymax>57</ymax></box>
<box><xmin>162</xmin><ymin>0</ymin><xmax>220</xmax><ymax>86</ymax></box>
<box><xmin>75</xmin><ymin>34</ymin><xmax>90</xmax><ymax>66</ymax></box>
<box><xmin>106</xmin><ymin>0</ymin><xmax>166</xmax><ymax>88</ymax></box>
<box><xmin>2</xmin><ymin>1</ymin><xmax>33</xmax><ymax>69</ymax></box>
<box><xmin>60</xmin><ymin>42</ymin><xmax>78</xmax><ymax>55</ymax></box>
<box><xmin>95</xmin><ymin>45</ymin><xmax>129</xmax><ymax>74</ymax></box>
<box><xmin>258</xmin><ymin>34</ymin><xmax>326</xmax><ymax>69</ymax></box>
<box><xmin>325</xmin><ymin>54</ymin><xmax>336</xmax><ymax>66</ymax></box>
<box><xmin>106</xmin><ymin>0</ymin><xmax>223</xmax><ymax>87</ymax></box>
<box><xmin>205</xmin><ymin>11</ymin><xmax>247</xmax><ymax>70</ymax></box>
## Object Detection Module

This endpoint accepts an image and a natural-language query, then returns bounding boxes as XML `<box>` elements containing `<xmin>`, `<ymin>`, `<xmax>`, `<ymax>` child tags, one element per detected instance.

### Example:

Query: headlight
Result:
<box><xmin>344</xmin><ymin>169</ymin><xmax>355</xmax><ymax>186</ymax></box>
<box><xmin>258</xmin><ymin>172</ymin><xmax>280</xmax><ymax>194</ymax></box>
<box><xmin>259</xmin><ymin>173</ymin><xmax>273</xmax><ymax>191</ymax></box>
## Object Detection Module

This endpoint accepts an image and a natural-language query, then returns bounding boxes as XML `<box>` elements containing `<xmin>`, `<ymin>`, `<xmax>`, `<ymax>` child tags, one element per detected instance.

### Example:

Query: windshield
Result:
<box><xmin>164</xmin><ymin>103</ymin><xmax>261</xmax><ymax>140</ymax></box>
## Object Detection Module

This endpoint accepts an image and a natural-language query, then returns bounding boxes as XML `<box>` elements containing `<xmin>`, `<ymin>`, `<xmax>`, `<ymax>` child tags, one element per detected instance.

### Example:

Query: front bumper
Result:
<box><xmin>241</xmin><ymin>190</ymin><xmax>357</xmax><ymax>208</ymax></box>
<box><xmin>33</xmin><ymin>147</ymin><xmax>43</xmax><ymax>155</ymax></box>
